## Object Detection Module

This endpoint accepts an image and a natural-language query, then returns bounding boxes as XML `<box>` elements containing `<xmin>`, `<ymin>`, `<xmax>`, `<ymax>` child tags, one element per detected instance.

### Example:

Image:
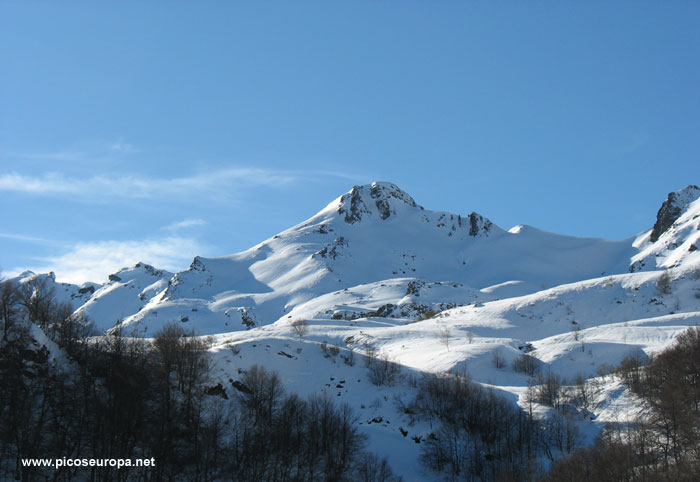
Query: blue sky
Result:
<box><xmin>1</xmin><ymin>1</ymin><xmax>699</xmax><ymax>284</ymax></box>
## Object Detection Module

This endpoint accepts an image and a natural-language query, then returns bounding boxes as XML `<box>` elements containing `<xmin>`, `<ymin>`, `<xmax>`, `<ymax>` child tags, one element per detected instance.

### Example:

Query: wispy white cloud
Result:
<box><xmin>0</xmin><ymin>232</ymin><xmax>62</xmax><ymax>246</ymax></box>
<box><xmin>6</xmin><ymin>150</ymin><xmax>89</xmax><ymax>162</ymax></box>
<box><xmin>107</xmin><ymin>141</ymin><xmax>138</xmax><ymax>154</ymax></box>
<box><xmin>0</xmin><ymin>173</ymin><xmax>79</xmax><ymax>195</ymax></box>
<box><xmin>164</xmin><ymin>218</ymin><xmax>208</xmax><ymax>231</ymax></box>
<box><xmin>3</xmin><ymin>139</ymin><xmax>140</xmax><ymax>162</ymax></box>
<box><xmin>13</xmin><ymin>237</ymin><xmax>205</xmax><ymax>285</ymax></box>
<box><xmin>0</xmin><ymin>168</ymin><xmax>300</xmax><ymax>200</ymax></box>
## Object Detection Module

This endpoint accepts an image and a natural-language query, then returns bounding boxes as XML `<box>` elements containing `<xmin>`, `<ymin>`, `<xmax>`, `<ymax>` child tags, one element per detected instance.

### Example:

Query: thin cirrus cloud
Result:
<box><xmin>164</xmin><ymin>218</ymin><xmax>208</xmax><ymax>231</ymax></box>
<box><xmin>0</xmin><ymin>232</ymin><xmax>62</xmax><ymax>246</ymax></box>
<box><xmin>17</xmin><ymin>237</ymin><xmax>205</xmax><ymax>285</ymax></box>
<box><xmin>3</xmin><ymin>139</ymin><xmax>138</xmax><ymax>162</ymax></box>
<box><xmin>107</xmin><ymin>142</ymin><xmax>138</xmax><ymax>154</ymax></box>
<box><xmin>0</xmin><ymin>168</ymin><xmax>302</xmax><ymax>201</ymax></box>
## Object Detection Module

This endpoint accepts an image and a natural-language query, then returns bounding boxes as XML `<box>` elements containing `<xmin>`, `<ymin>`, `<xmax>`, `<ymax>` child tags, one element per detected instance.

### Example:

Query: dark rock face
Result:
<box><xmin>375</xmin><ymin>198</ymin><xmax>392</xmax><ymax>220</ymax></box>
<box><xmin>372</xmin><ymin>182</ymin><xmax>418</xmax><ymax>209</ymax></box>
<box><xmin>650</xmin><ymin>196</ymin><xmax>682</xmax><ymax>242</ymax></box>
<box><xmin>469</xmin><ymin>213</ymin><xmax>480</xmax><ymax>236</ymax></box>
<box><xmin>373</xmin><ymin>303</ymin><xmax>396</xmax><ymax>317</ymax></box>
<box><xmin>468</xmin><ymin>212</ymin><xmax>493</xmax><ymax>237</ymax></box>
<box><xmin>135</xmin><ymin>262</ymin><xmax>164</xmax><ymax>277</ymax></box>
<box><xmin>405</xmin><ymin>280</ymin><xmax>422</xmax><ymax>296</ymax></box>
<box><xmin>312</xmin><ymin>237</ymin><xmax>348</xmax><ymax>260</ymax></box>
<box><xmin>650</xmin><ymin>187</ymin><xmax>700</xmax><ymax>242</ymax></box>
<box><xmin>338</xmin><ymin>183</ymin><xmax>421</xmax><ymax>223</ymax></box>
<box><xmin>78</xmin><ymin>285</ymin><xmax>95</xmax><ymax>295</ymax></box>
<box><xmin>338</xmin><ymin>186</ymin><xmax>371</xmax><ymax>224</ymax></box>
<box><xmin>190</xmin><ymin>256</ymin><xmax>206</xmax><ymax>272</ymax></box>
<box><xmin>371</xmin><ymin>183</ymin><xmax>401</xmax><ymax>220</ymax></box>
<box><xmin>239</xmin><ymin>308</ymin><xmax>256</xmax><ymax>329</ymax></box>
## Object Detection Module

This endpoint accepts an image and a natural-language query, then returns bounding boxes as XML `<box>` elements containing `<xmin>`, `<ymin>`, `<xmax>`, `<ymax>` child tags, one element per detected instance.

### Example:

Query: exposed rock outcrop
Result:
<box><xmin>650</xmin><ymin>185</ymin><xmax>700</xmax><ymax>242</ymax></box>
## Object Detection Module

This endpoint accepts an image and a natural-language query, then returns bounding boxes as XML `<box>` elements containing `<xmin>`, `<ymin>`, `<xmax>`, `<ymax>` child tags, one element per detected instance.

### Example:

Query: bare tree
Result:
<box><xmin>574</xmin><ymin>374</ymin><xmax>592</xmax><ymax>409</ymax></box>
<box><xmin>1</xmin><ymin>278</ymin><xmax>19</xmax><ymax>341</ymax></box>
<box><xmin>368</xmin><ymin>352</ymin><xmax>400</xmax><ymax>386</ymax></box>
<box><xmin>152</xmin><ymin>322</ymin><xmax>211</xmax><ymax>423</ymax></box>
<box><xmin>354</xmin><ymin>452</ymin><xmax>400</xmax><ymax>482</ymax></box>
<box><xmin>512</xmin><ymin>354</ymin><xmax>539</xmax><ymax>376</ymax></box>
<box><xmin>657</xmin><ymin>269</ymin><xmax>672</xmax><ymax>295</ymax></box>
<box><xmin>237</xmin><ymin>364</ymin><xmax>284</xmax><ymax>424</ymax></box>
<box><xmin>571</xmin><ymin>322</ymin><xmax>581</xmax><ymax>341</ymax></box>
<box><xmin>546</xmin><ymin>411</ymin><xmax>583</xmax><ymax>457</ymax></box>
<box><xmin>290</xmin><ymin>318</ymin><xmax>308</xmax><ymax>339</ymax></box>
<box><xmin>54</xmin><ymin>310</ymin><xmax>95</xmax><ymax>355</ymax></box>
<box><xmin>17</xmin><ymin>276</ymin><xmax>55</xmax><ymax>328</ymax></box>
<box><xmin>363</xmin><ymin>341</ymin><xmax>377</xmax><ymax>367</ymax></box>
<box><xmin>342</xmin><ymin>348</ymin><xmax>355</xmax><ymax>366</ymax></box>
<box><xmin>492</xmin><ymin>348</ymin><xmax>506</xmax><ymax>369</ymax></box>
<box><xmin>439</xmin><ymin>327</ymin><xmax>451</xmax><ymax>351</ymax></box>
<box><xmin>536</xmin><ymin>371</ymin><xmax>563</xmax><ymax>408</ymax></box>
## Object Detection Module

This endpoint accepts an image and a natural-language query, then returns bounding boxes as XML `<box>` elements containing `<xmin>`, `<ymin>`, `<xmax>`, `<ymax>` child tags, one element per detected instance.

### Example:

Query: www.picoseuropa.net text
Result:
<box><xmin>22</xmin><ymin>457</ymin><xmax>155</xmax><ymax>469</ymax></box>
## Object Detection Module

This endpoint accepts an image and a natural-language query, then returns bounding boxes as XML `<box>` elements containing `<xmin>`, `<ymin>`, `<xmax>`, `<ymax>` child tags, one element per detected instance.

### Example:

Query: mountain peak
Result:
<box><xmin>336</xmin><ymin>182</ymin><xmax>422</xmax><ymax>223</ymax></box>
<box><xmin>106</xmin><ymin>262</ymin><xmax>168</xmax><ymax>283</ymax></box>
<box><xmin>650</xmin><ymin>185</ymin><xmax>700</xmax><ymax>242</ymax></box>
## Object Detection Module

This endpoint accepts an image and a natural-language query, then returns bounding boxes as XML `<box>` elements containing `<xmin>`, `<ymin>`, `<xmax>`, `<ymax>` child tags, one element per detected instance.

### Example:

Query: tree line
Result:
<box><xmin>404</xmin><ymin>368</ymin><xmax>586</xmax><ymax>481</ymax></box>
<box><xmin>0</xmin><ymin>276</ymin><xmax>399</xmax><ymax>481</ymax></box>
<box><xmin>543</xmin><ymin>326</ymin><xmax>700</xmax><ymax>482</ymax></box>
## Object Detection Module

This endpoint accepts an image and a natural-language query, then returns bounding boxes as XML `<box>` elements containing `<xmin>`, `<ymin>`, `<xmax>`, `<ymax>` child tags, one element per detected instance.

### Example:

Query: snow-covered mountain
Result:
<box><xmin>30</xmin><ymin>182</ymin><xmax>647</xmax><ymax>335</ymax></box>
<box><xmin>10</xmin><ymin>182</ymin><xmax>700</xmax><ymax>480</ymax></box>
<box><xmin>12</xmin><ymin>180</ymin><xmax>700</xmax><ymax>376</ymax></box>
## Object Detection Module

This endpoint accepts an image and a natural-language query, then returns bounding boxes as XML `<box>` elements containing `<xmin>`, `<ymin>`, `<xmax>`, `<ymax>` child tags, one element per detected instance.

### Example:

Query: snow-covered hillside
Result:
<box><xmin>52</xmin><ymin>182</ymin><xmax>640</xmax><ymax>335</ymax></box>
<box><xmin>631</xmin><ymin>184</ymin><xmax>700</xmax><ymax>272</ymax></box>
<box><xmin>9</xmin><ymin>182</ymin><xmax>700</xmax><ymax>481</ymax></box>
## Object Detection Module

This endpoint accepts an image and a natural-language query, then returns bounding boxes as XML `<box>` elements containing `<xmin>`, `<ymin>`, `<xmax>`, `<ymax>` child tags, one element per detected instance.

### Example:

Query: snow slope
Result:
<box><xmin>73</xmin><ymin>262</ymin><xmax>172</xmax><ymax>331</ymax></box>
<box><xmin>9</xmin><ymin>182</ymin><xmax>700</xmax><ymax>481</ymax></box>
<box><xmin>631</xmin><ymin>185</ymin><xmax>700</xmax><ymax>272</ymax></box>
<box><xmin>12</xmin><ymin>270</ymin><xmax>98</xmax><ymax>308</ymax></box>
<box><xmin>96</xmin><ymin>182</ymin><xmax>637</xmax><ymax>335</ymax></box>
